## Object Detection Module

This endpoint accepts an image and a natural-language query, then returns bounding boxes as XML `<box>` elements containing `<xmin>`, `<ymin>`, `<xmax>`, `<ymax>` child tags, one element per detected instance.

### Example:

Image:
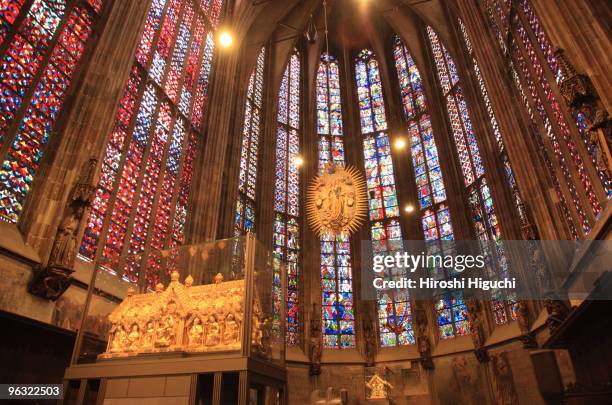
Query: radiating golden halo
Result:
<box><xmin>306</xmin><ymin>163</ymin><xmax>368</xmax><ymax>237</ymax></box>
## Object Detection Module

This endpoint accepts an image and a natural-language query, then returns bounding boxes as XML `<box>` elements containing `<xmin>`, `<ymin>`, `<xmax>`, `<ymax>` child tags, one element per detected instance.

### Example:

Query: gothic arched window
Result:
<box><xmin>78</xmin><ymin>0</ymin><xmax>222</xmax><ymax>290</ymax></box>
<box><xmin>393</xmin><ymin>36</ymin><xmax>468</xmax><ymax>339</ymax></box>
<box><xmin>355</xmin><ymin>49</ymin><xmax>414</xmax><ymax>347</ymax></box>
<box><xmin>0</xmin><ymin>0</ymin><xmax>107</xmax><ymax>223</ymax></box>
<box><xmin>426</xmin><ymin>26</ymin><xmax>517</xmax><ymax>326</ymax></box>
<box><xmin>316</xmin><ymin>52</ymin><xmax>355</xmax><ymax>349</ymax></box>
<box><xmin>482</xmin><ymin>0</ymin><xmax>609</xmax><ymax>237</ymax></box>
<box><xmin>272</xmin><ymin>50</ymin><xmax>301</xmax><ymax>346</ymax></box>
<box><xmin>235</xmin><ymin>47</ymin><xmax>265</xmax><ymax>235</ymax></box>
<box><xmin>456</xmin><ymin>19</ymin><xmax>528</xmax><ymax>229</ymax></box>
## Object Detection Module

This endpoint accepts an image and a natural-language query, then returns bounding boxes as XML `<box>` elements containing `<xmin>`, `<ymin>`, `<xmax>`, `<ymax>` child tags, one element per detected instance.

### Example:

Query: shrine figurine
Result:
<box><xmin>188</xmin><ymin>317</ymin><xmax>204</xmax><ymax>346</ymax></box>
<box><xmin>127</xmin><ymin>324</ymin><xmax>140</xmax><ymax>350</ymax></box>
<box><xmin>110</xmin><ymin>325</ymin><xmax>127</xmax><ymax>352</ymax></box>
<box><xmin>143</xmin><ymin>321</ymin><xmax>155</xmax><ymax>348</ymax></box>
<box><xmin>156</xmin><ymin>314</ymin><xmax>176</xmax><ymax>347</ymax></box>
<box><xmin>205</xmin><ymin>315</ymin><xmax>221</xmax><ymax>346</ymax></box>
<box><xmin>223</xmin><ymin>313</ymin><xmax>239</xmax><ymax>344</ymax></box>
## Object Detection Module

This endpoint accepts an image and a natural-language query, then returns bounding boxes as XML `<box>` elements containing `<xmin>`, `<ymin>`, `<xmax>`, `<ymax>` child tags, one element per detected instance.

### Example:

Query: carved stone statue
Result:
<box><xmin>48</xmin><ymin>206</ymin><xmax>83</xmax><ymax>269</ymax></box>
<box><xmin>516</xmin><ymin>301</ymin><xmax>537</xmax><ymax>348</ymax></box>
<box><xmin>363</xmin><ymin>320</ymin><xmax>377</xmax><ymax>367</ymax></box>
<box><xmin>544</xmin><ymin>297</ymin><xmax>569</xmax><ymax>333</ymax></box>
<box><xmin>414</xmin><ymin>301</ymin><xmax>434</xmax><ymax>369</ymax></box>
<box><xmin>29</xmin><ymin>158</ymin><xmax>98</xmax><ymax>300</ymax></box>
<box><xmin>309</xmin><ymin>304</ymin><xmax>322</xmax><ymax>376</ymax></box>
<box><xmin>491</xmin><ymin>351</ymin><xmax>519</xmax><ymax>405</ymax></box>
<box><xmin>466</xmin><ymin>298</ymin><xmax>488</xmax><ymax>362</ymax></box>
<box><xmin>556</xmin><ymin>49</ymin><xmax>611</xmax><ymax>179</ymax></box>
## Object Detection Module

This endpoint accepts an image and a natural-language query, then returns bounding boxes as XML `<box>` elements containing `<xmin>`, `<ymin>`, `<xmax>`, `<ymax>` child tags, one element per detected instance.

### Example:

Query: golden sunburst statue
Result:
<box><xmin>307</xmin><ymin>163</ymin><xmax>368</xmax><ymax>237</ymax></box>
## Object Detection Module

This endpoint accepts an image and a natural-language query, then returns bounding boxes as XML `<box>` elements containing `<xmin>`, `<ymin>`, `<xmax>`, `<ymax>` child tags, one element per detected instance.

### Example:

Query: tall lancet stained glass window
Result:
<box><xmin>481</xmin><ymin>0</ymin><xmax>608</xmax><ymax>238</ymax></box>
<box><xmin>393</xmin><ymin>36</ymin><xmax>467</xmax><ymax>339</ymax></box>
<box><xmin>235</xmin><ymin>47</ymin><xmax>265</xmax><ymax>235</ymax></box>
<box><xmin>481</xmin><ymin>0</ymin><xmax>579</xmax><ymax>238</ymax></box>
<box><xmin>355</xmin><ymin>49</ymin><xmax>414</xmax><ymax>347</ymax></box>
<box><xmin>426</xmin><ymin>26</ymin><xmax>517</xmax><ymax>325</ymax></box>
<box><xmin>316</xmin><ymin>52</ymin><xmax>355</xmax><ymax>349</ymax></box>
<box><xmin>0</xmin><ymin>0</ymin><xmax>107</xmax><ymax>223</ymax></box>
<box><xmin>456</xmin><ymin>19</ymin><xmax>528</xmax><ymax>230</ymax></box>
<box><xmin>273</xmin><ymin>51</ymin><xmax>301</xmax><ymax>346</ymax></box>
<box><xmin>78</xmin><ymin>0</ymin><xmax>222</xmax><ymax>290</ymax></box>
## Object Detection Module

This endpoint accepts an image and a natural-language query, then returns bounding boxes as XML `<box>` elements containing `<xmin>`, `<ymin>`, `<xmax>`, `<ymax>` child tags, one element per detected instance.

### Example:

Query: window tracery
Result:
<box><xmin>0</xmin><ymin>0</ymin><xmax>107</xmax><ymax>223</ymax></box>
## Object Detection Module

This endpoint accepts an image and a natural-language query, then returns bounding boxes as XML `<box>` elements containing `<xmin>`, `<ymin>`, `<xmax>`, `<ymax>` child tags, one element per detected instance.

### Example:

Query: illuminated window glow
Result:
<box><xmin>273</xmin><ymin>50</ymin><xmax>301</xmax><ymax>345</ymax></box>
<box><xmin>79</xmin><ymin>0</ymin><xmax>222</xmax><ymax>290</ymax></box>
<box><xmin>0</xmin><ymin>0</ymin><xmax>106</xmax><ymax>223</ymax></box>
<box><xmin>427</xmin><ymin>26</ymin><xmax>517</xmax><ymax>326</ymax></box>
<box><xmin>316</xmin><ymin>52</ymin><xmax>355</xmax><ymax>349</ymax></box>
<box><xmin>356</xmin><ymin>49</ymin><xmax>414</xmax><ymax>347</ymax></box>
<box><xmin>393</xmin><ymin>36</ymin><xmax>467</xmax><ymax>338</ymax></box>
<box><xmin>235</xmin><ymin>47</ymin><xmax>265</xmax><ymax>234</ymax></box>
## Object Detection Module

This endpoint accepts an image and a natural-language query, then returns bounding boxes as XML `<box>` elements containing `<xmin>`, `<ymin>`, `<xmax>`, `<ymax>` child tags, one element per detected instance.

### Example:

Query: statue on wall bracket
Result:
<box><xmin>309</xmin><ymin>303</ymin><xmax>323</xmax><ymax>376</ymax></box>
<box><xmin>29</xmin><ymin>158</ymin><xmax>97</xmax><ymax>300</ymax></box>
<box><xmin>363</xmin><ymin>318</ymin><xmax>377</xmax><ymax>367</ymax></box>
<box><xmin>466</xmin><ymin>297</ymin><xmax>489</xmax><ymax>363</ymax></box>
<box><xmin>414</xmin><ymin>301</ymin><xmax>434</xmax><ymax>370</ymax></box>
<box><xmin>555</xmin><ymin>49</ymin><xmax>612</xmax><ymax>181</ymax></box>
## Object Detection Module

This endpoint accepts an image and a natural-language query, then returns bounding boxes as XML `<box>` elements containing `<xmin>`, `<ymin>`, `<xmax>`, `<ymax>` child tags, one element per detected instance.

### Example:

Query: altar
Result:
<box><xmin>61</xmin><ymin>235</ymin><xmax>287</xmax><ymax>405</ymax></box>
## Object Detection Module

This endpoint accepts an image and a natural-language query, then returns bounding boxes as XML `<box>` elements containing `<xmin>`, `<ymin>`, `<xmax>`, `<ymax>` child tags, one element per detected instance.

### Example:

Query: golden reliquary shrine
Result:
<box><xmin>100</xmin><ymin>271</ymin><xmax>268</xmax><ymax>358</ymax></box>
<box><xmin>62</xmin><ymin>237</ymin><xmax>287</xmax><ymax>404</ymax></box>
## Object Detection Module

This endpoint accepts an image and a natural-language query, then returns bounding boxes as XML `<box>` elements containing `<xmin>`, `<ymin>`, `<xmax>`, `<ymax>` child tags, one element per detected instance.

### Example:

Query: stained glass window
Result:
<box><xmin>481</xmin><ymin>0</ymin><xmax>609</xmax><ymax>238</ymax></box>
<box><xmin>427</xmin><ymin>26</ymin><xmax>517</xmax><ymax>326</ymax></box>
<box><xmin>78</xmin><ymin>0</ymin><xmax>222</xmax><ymax>290</ymax></box>
<box><xmin>273</xmin><ymin>50</ymin><xmax>301</xmax><ymax>346</ymax></box>
<box><xmin>0</xmin><ymin>0</ymin><xmax>106</xmax><ymax>223</ymax></box>
<box><xmin>393</xmin><ymin>36</ymin><xmax>467</xmax><ymax>338</ymax></box>
<box><xmin>317</xmin><ymin>53</ymin><xmax>345</xmax><ymax>171</ymax></box>
<box><xmin>356</xmin><ymin>49</ymin><xmax>414</xmax><ymax>347</ymax></box>
<box><xmin>316</xmin><ymin>53</ymin><xmax>355</xmax><ymax>349</ymax></box>
<box><xmin>235</xmin><ymin>47</ymin><xmax>265</xmax><ymax>235</ymax></box>
<box><xmin>457</xmin><ymin>19</ymin><xmax>529</xmax><ymax>229</ymax></box>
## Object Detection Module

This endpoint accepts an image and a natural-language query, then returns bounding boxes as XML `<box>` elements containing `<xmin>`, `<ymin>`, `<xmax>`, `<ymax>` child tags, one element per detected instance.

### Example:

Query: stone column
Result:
<box><xmin>214</xmin><ymin>46</ymin><xmax>255</xmax><ymax>240</ymax></box>
<box><xmin>187</xmin><ymin>48</ymin><xmax>241</xmax><ymax>243</ymax></box>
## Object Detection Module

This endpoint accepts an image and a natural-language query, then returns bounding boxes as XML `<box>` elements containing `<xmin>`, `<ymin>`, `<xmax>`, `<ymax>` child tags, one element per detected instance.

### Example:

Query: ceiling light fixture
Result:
<box><xmin>219</xmin><ymin>31</ymin><xmax>233</xmax><ymax>48</ymax></box>
<box><xmin>394</xmin><ymin>138</ymin><xmax>407</xmax><ymax>150</ymax></box>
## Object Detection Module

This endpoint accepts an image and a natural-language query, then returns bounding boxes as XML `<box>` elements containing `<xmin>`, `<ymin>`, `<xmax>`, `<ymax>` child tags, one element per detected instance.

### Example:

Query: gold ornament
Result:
<box><xmin>306</xmin><ymin>163</ymin><xmax>367</xmax><ymax>237</ymax></box>
<box><xmin>99</xmin><ymin>271</ymin><xmax>266</xmax><ymax>358</ymax></box>
<box><xmin>366</xmin><ymin>373</ymin><xmax>393</xmax><ymax>400</ymax></box>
